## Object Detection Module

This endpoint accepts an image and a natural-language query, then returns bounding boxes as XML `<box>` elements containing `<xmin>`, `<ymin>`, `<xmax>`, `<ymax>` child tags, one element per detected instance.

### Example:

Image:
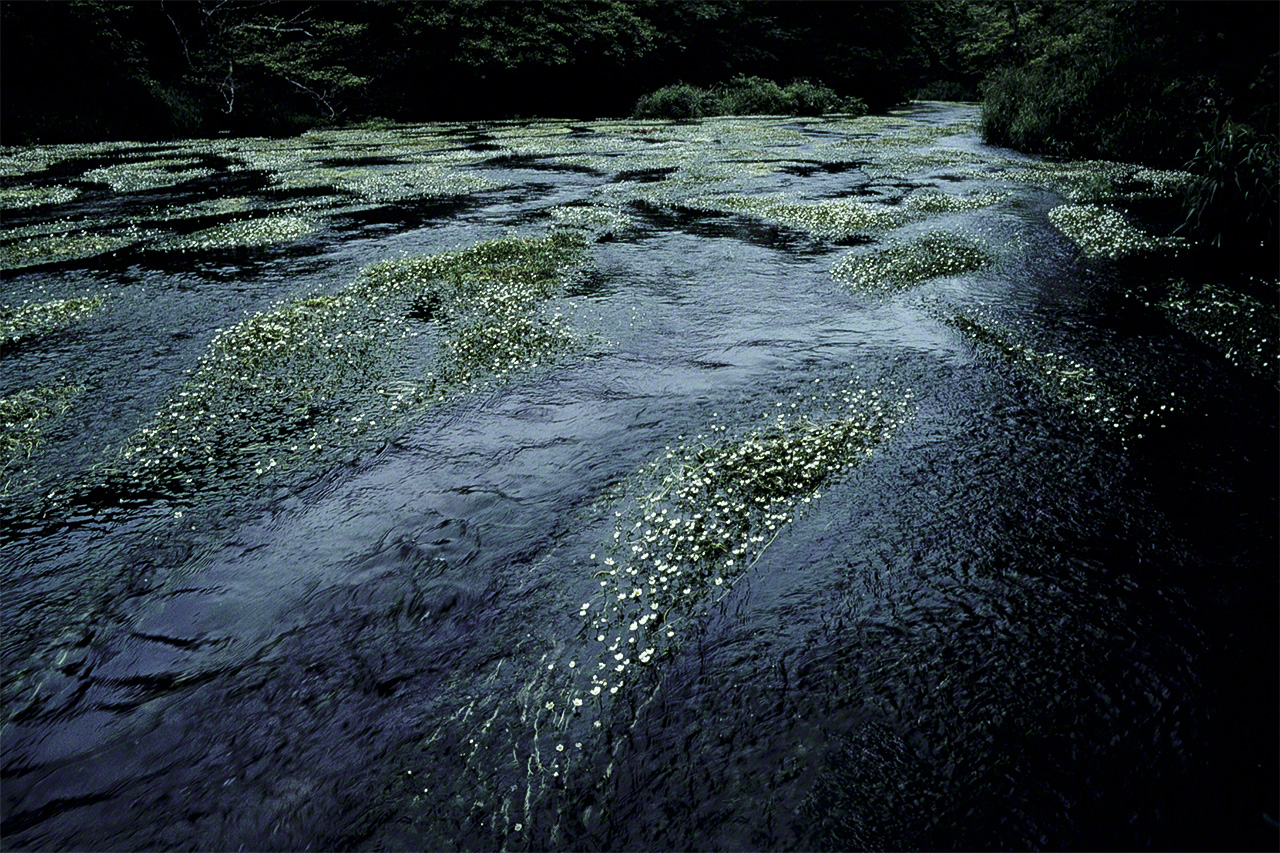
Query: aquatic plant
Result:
<box><xmin>900</xmin><ymin>189</ymin><xmax>1008</xmax><ymax>214</ymax></box>
<box><xmin>570</xmin><ymin>381</ymin><xmax>914</xmax><ymax>697</ymax></box>
<box><xmin>161</xmin><ymin>215</ymin><xmax>316</xmax><ymax>251</ymax></box>
<box><xmin>116</xmin><ymin>230</ymin><xmax>590</xmax><ymax>491</ymax></box>
<box><xmin>1047</xmin><ymin>204</ymin><xmax>1185</xmax><ymax>260</ymax></box>
<box><xmin>0</xmin><ymin>294</ymin><xmax>107</xmax><ymax>347</ymax></box>
<box><xmin>1</xmin><ymin>384</ymin><xmax>83</xmax><ymax>461</ymax></box>
<box><xmin>0</xmin><ymin>184</ymin><xmax>80</xmax><ymax>210</ymax></box>
<box><xmin>1135</xmin><ymin>279</ymin><xmax>1278</xmax><ymax>385</ymax></box>
<box><xmin>831</xmin><ymin>232</ymin><xmax>991</xmax><ymax>294</ymax></box>
<box><xmin>548</xmin><ymin>204</ymin><xmax>633</xmax><ymax>239</ymax></box>
<box><xmin>997</xmin><ymin>160</ymin><xmax>1193</xmax><ymax>204</ymax></box>
<box><xmin>940</xmin><ymin>307</ymin><xmax>1139</xmax><ymax>433</ymax></box>
<box><xmin>82</xmin><ymin>158</ymin><xmax>215</xmax><ymax>193</ymax></box>
<box><xmin>0</xmin><ymin>226</ymin><xmax>154</xmax><ymax>271</ymax></box>
<box><xmin>691</xmin><ymin>194</ymin><xmax>907</xmax><ymax>240</ymax></box>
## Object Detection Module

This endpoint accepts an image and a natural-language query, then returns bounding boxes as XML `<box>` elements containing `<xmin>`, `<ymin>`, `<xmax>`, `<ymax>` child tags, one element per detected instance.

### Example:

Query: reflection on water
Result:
<box><xmin>1</xmin><ymin>104</ymin><xmax>1275</xmax><ymax>851</ymax></box>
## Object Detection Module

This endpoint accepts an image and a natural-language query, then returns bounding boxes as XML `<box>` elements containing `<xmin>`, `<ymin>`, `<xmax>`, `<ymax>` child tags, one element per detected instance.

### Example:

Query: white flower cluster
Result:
<box><xmin>831</xmin><ymin>231</ymin><xmax>991</xmax><ymax>294</ymax></box>
<box><xmin>690</xmin><ymin>194</ymin><xmax>907</xmax><ymax>239</ymax></box>
<box><xmin>999</xmin><ymin>160</ymin><xmax>1193</xmax><ymax>204</ymax></box>
<box><xmin>118</xmin><ymin>231</ymin><xmax>590</xmax><ymax>490</ymax></box>
<box><xmin>82</xmin><ymin>158</ymin><xmax>214</xmax><ymax>194</ymax></box>
<box><xmin>0</xmin><ymin>184</ymin><xmax>80</xmax><ymax>210</ymax></box>
<box><xmin>566</xmin><ymin>380</ymin><xmax>914</xmax><ymax>711</ymax></box>
<box><xmin>159</xmin><ymin>214</ymin><xmax>316</xmax><ymax>251</ymax></box>
<box><xmin>0</xmin><ymin>294</ymin><xmax>108</xmax><ymax>346</ymax></box>
<box><xmin>1048</xmin><ymin>203</ymin><xmax>1185</xmax><ymax>260</ymax></box>
<box><xmin>547</xmin><ymin>204</ymin><xmax>633</xmax><ymax>239</ymax></box>
<box><xmin>941</xmin><ymin>308</ymin><xmax>1137</xmax><ymax>432</ymax></box>
<box><xmin>1145</xmin><ymin>279</ymin><xmax>1278</xmax><ymax>384</ymax></box>
<box><xmin>0</xmin><ymin>226</ymin><xmax>154</xmax><ymax>271</ymax></box>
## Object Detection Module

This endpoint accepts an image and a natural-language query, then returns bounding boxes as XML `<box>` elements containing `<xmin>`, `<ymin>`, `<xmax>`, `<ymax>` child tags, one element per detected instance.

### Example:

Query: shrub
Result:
<box><xmin>633</xmin><ymin>83</ymin><xmax>714</xmax><ymax>120</ymax></box>
<box><xmin>632</xmin><ymin>77</ymin><xmax>864</xmax><ymax>120</ymax></box>
<box><xmin>1180</xmin><ymin>120</ymin><xmax>1279</xmax><ymax>252</ymax></box>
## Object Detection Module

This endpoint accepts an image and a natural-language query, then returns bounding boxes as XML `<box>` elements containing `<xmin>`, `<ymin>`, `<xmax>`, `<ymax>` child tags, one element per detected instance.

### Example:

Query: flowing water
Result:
<box><xmin>2</xmin><ymin>103</ymin><xmax>1276</xmax><ymax>851</ymax></box>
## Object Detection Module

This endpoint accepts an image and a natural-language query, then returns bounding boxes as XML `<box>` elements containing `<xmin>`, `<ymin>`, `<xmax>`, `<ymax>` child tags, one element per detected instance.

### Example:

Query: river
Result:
<box><xmin>2</xmin><ymin>103</ymin><xmax>1276</xmax><ymax>851</ymax></box>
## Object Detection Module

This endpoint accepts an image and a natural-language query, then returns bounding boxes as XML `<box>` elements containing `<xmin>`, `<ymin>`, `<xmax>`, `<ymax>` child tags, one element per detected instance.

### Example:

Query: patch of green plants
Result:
<box><xmin>0</xmin><ymin>184</ymin><xmax>80</xmax><ymax>210</ymax></box>
<box><xmin>160</xmin><ymin>214</ymin><xmax>317</xmax><ymax>251</ymax></box>
<box><xmin>831</xmin><ymin>231</ymin><xmax>991</xmax><ymax>294</ymax></box>
<box><xmin>997</xmin><ymin>160</ymin><xmax>1193</xmax><ymax>204</ymax></box>
<box><xmin>901</xmin><ymin>189</ymin><xmax>1008</xmax><ymax>214</ymax></box>
<box><xmin>548</xmin><ymin>204</ymin><xmax>633</xmax><ymax>239</ymax></box>
<box><xmin>690</xmin><ymin>194</ymin><xmax>907</xmax><ymax>240</ymax></box>
<box><xmin>634</xmin><ymin>76</ymin><xmax>866</xmax><ymax>119</ymax></box>
<box><xmin>116</xmin><ymin>230</ymin><xmax>591</xmax><ymax>492</ymax></box>
<box><xmin>82</xmin><ymin>158</ymin><xmax>215</xmax><ymax>193</ymax></box>
<box><xmin>572</xmin><ymin>380</ymin><xmax>913</xmax><ymax>690</ymax></box>
<box><xmin>1</xmin><ymin>294</ymin><xmax>108</xmax><ymax>347</ymax></box>
<box><xmin>1135</xmin><ymin>279</ymin><xmax>1278</xmax><ymax>385</ymax></box>
<box><xmin>1180</xmin><ymin>120</ymin><xmax>1278</xmax><ymax>253</ymax></box>
<box><xmin>1</xmin><ymin>383</ymin><xmax>84</xmax><ymax>485</ymax></box>
<box><xmin>940</xmin><ymin>307</ymin><xmax>1143</xmax><ymax>434</ymax></box>
<box><xmin>0</xmin><ymin>226</ymin><xmax>154</xmax><ymax>271</ymax></box>
<box><xmin>1047</xmin><ymin>204</ymin><xmax>1185</xmax><ymax>259</ymax></box>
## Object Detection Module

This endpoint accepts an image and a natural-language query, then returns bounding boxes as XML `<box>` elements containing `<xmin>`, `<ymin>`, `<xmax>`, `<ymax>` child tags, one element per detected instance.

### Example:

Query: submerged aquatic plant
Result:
<box><xmin>0</xmin><ymin>226</ymin><xmax>153</xmax><ymax>271</ymax></box>
<box><xmin>0</xmin><ymin>184</ymin><xmax>80</xmax><ymax>210</ymax></box>
<box><xmin>116</xmin><ymin>230</ymin><xmax>591</xmax><ymax>492</ymax></box>
<box><xmin>1</xmin><ymin>383</ymin><xmax>84</xmax><ymax>495</ymax></box>
<box><xmin>1135</xmin><ymin>279</ymin><xmax>1278</xmax><ymax>384</ymax></box>
<box><xmin>940</xmin><ymin>307</ymin><xmax>1140</xmax><ymax>433</ymax></box>
<box><xmin>831</xmin><ymin>231</ymin><xmax>991</xmax><ymax>294</ymax></box>
<box><xmin>692</xmin><ymin>194</ymin><xmax>907</xmax><ymax>239</ymax></box>
<box><xmin>1048</xmin><ymin>204</ymin><xmax>1185</xmax><ymax>260</ymax></box>
<box><xmin>83</xmin><ymin>158</ymin><xmax>215</xmax><ymax>193</ymax></box>
<box><xmin>162</xmin><ymin>214</ymin><xmax>317</xmax><ymax>251</ymax></box>
<box><xmin>548</xmin><ymin>204</ymin><xmax>633</xmax><ymax>239</ymax></box>
<box><xmin>1</xmin><ymin>294</ymin><xmax>108</xmax><ymax>347</ymax></box>
<box><xmin>571</xmin><ymin>380</ymin><xmax>914</xmax><ymax>697</ymax></box>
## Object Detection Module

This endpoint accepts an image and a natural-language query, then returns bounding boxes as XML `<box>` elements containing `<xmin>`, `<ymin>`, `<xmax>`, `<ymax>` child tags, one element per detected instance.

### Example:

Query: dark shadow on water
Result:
<box><xmin>627</xmin><ymin>200</ymin><xmax>852</xmax><ymax>256</ymax></box>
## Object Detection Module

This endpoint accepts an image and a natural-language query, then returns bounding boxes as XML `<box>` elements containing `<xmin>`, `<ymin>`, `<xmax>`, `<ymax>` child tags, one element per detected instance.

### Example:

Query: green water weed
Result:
<box><xmin>831</xmin><ymin>232</ymin><xmax>991</xmax><ymax>294</ymax></box>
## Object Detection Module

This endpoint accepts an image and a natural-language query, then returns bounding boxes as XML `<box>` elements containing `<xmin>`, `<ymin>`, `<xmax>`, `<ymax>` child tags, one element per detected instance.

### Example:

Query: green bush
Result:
<box><xmin>632</xmin><ymin>77</ymin><xmax>864</xmax><ymax>120</ymax></box>
<box><xmin>1180</xmin><ymin>120</ymin><xmax>1278</xmax><ymax>252</ymax></box>
<box><xmin>633</xmin><ymin>83</ymin><xmax>715</xmax><ymax>120</ymax></box>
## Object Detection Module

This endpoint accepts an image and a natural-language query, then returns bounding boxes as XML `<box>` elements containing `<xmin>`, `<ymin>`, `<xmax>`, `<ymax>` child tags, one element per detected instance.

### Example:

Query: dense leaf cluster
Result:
<box><xmin>2</xmin><ymin>0</ymin><xmax>940</xmax><ymax>144</ymax></box>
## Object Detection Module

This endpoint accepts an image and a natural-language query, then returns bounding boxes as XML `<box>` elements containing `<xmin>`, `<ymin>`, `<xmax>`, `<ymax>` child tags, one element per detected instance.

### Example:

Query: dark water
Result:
<box><xmin>2</xmin><ymin>104</ymin><xmax>1276</xmax><ymax>851</ymax></box>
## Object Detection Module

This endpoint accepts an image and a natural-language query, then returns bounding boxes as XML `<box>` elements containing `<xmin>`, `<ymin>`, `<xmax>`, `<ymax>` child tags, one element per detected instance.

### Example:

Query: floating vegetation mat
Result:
<box><xmin>158</xmin><ymin>214</ymin><xmax>317</xmax><ymax>251</ymax></box>
<box><xmin>1</xmin><ymin>383</ymin><xmax>84</xmax><ymax>495</ymax></box>
<box><xmin>573</xmin><ymin>379</ymin><xmax>914</xmax><ymax>689</ymax></box>
<box><xmin>271</xmin><ymin>163</ymin><xmax>497</xmax><ymax>204</ymax></box>
<box><xmin>831</xmin><ymin>231</ymin><xmax>991</xmax><ymax>294</ymax></box>
<box><xmin>1135</xmin><ymin>279</ymin><xmax>1279</xmax><ymax>385</ymax></box>
<box><xmin>1048</xmin><ymin>204</ymin><xmax>1185</xmax><ymax>260</ymax></box>
<box><xmin>83</xmin><ymin>158</ymin><xmax>216</xmax><ymax>193</ymax></box>
<box><xmin>547</xmin><ymin>204</ymin><xmax>633</xmax><ymax>239</ymax></box>
<box><xmin>1</xmin><ymin>294</ymin><xmax>108</xmax><ymax>348</ymax></box>
<box><xmin>685</xmin><ymin>189</ymin><xmax>1008</xmax><ymax>242</ymax></box>
<box><xmin>113</xmin><ymin>230</ymin><xmax>590</xmax><ymax>494</ymax></box>
<box><xmin>158</xmin><ymin>196</ymin><xmax>255</xmax><ymax>221</ymax></box>
<box><xmin>938</xmin><ymin>306</ymin><xmax>1146</xmax><ymax>435</ymax></box>
<box><xmin>996</xmin><ymin>160</ymin><xmax>1193</xmax><ymax>204</ymax></box>
<box><xmin>0</xmin><ymin>184</ymin><xmax>80</xmax><ymax>210</ymax></box>
<box><xmin>0</xmin><ymin>225</ymin><xmax>154</xmax><ymax>271</ymax></box>
<box><xmin>433</xmin><ymin>379</ymin><xmax>915</xmax><ymax>844</ymax></box>
<box><xmin>690</xmin><ymin>194</ymin><xmax>907</xmax><ymax>239</ymax></box>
